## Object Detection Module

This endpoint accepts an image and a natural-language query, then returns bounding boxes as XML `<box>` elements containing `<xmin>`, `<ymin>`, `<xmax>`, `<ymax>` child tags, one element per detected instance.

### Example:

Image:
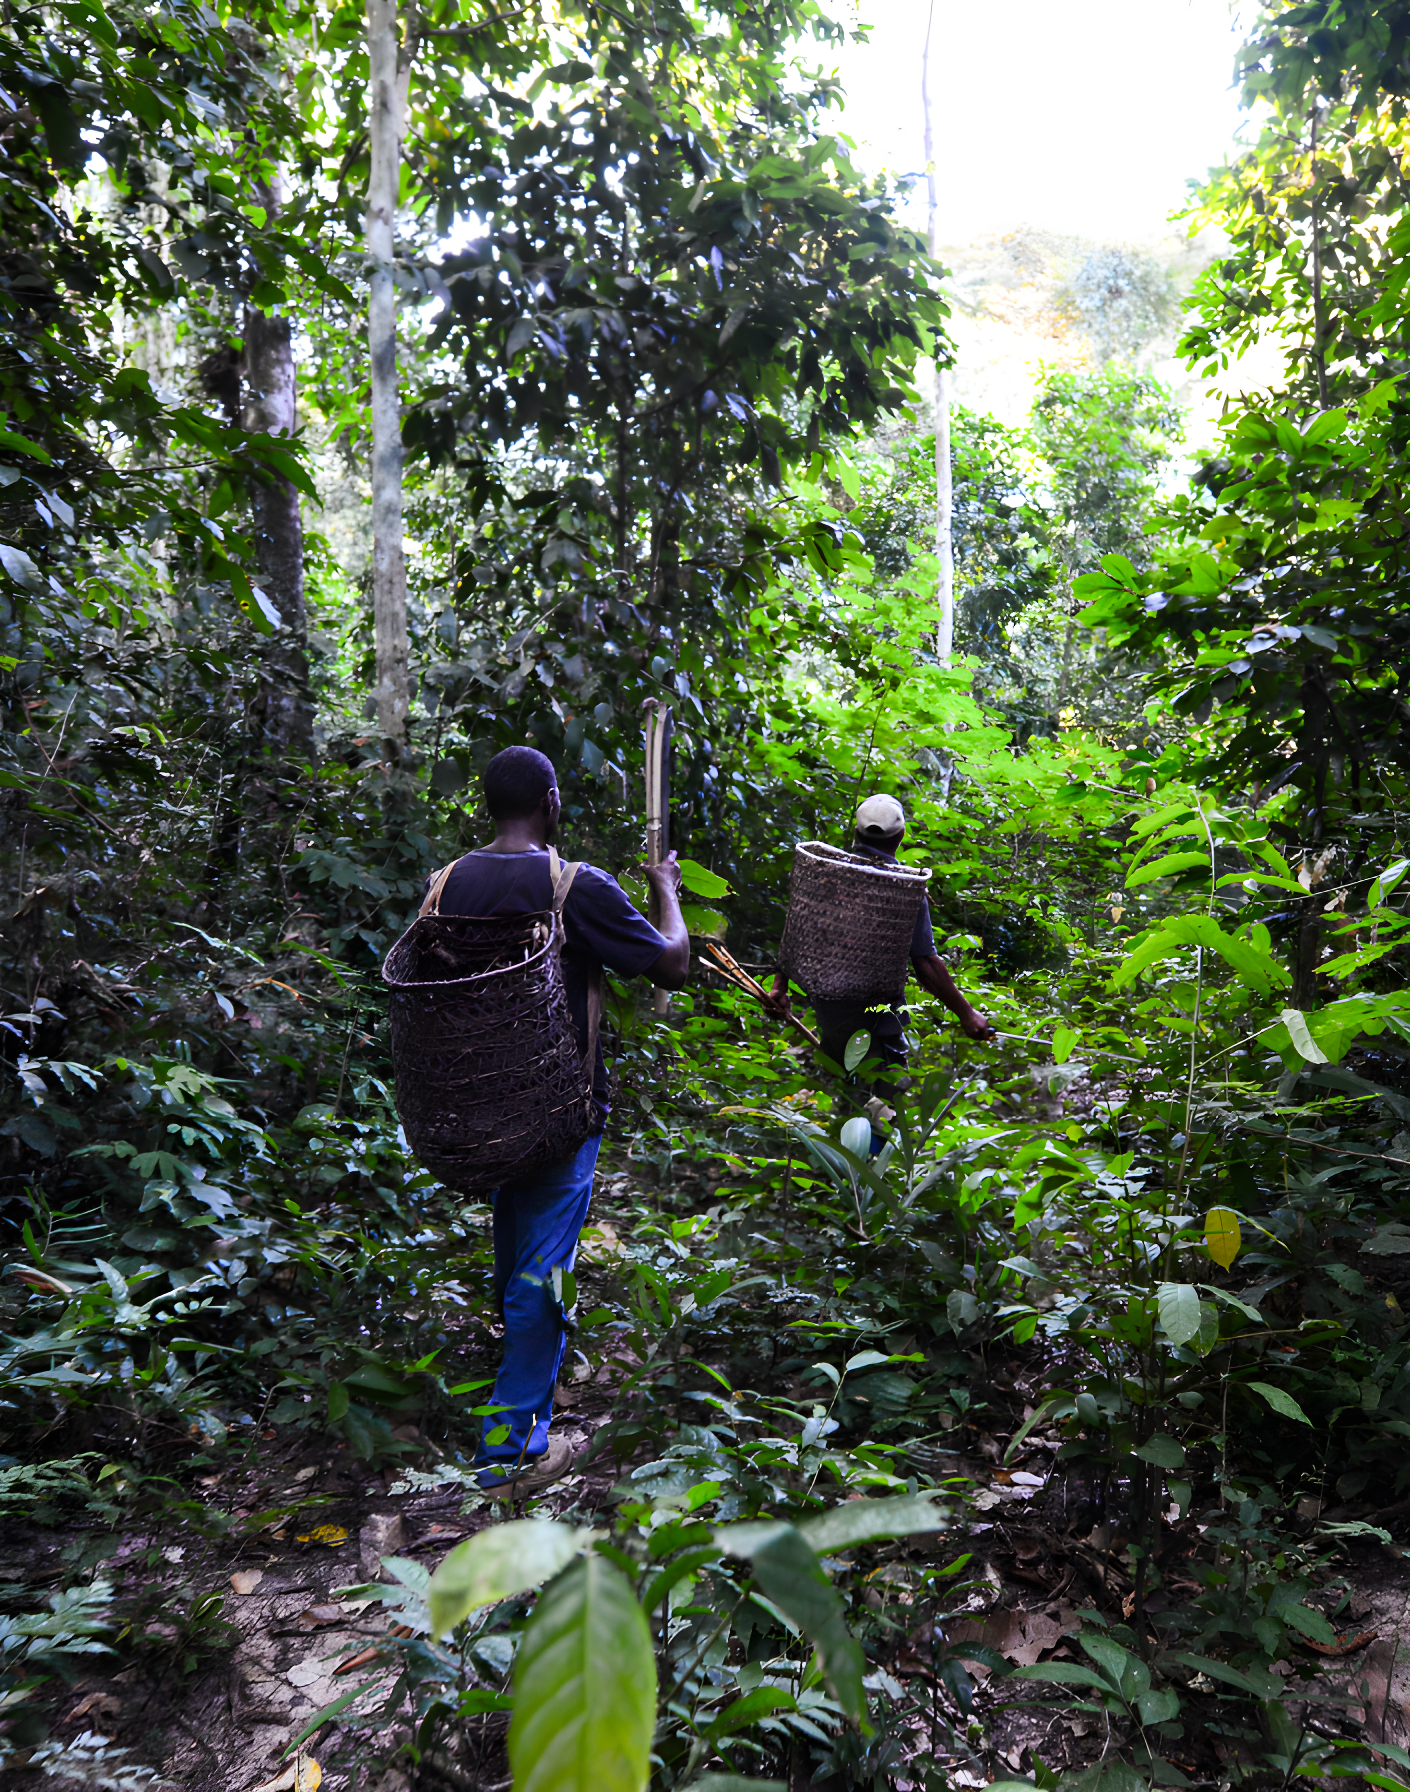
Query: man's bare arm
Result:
<box><xmin>643</xmin><ymin>854</ymin><xmax>690</xmax><ymax>989</ymax></box>
<box><xmin>913</xmin><ymin>953</ymin><xmax>993</xmax><ymax>1040</ymax></box>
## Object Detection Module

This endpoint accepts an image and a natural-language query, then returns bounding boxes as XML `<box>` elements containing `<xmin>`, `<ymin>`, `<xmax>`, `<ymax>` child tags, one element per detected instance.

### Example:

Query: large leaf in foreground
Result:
<box><xmin>718</xmin><ymin>1522</ymin><xmax>867</xmax><ymax>1726</ymax></box>
<box><xmin>428</xmin><ymin>1519</ymin><xmax>582</xmax><ymax>1638</ymax></box>
<box><xmin>798</xmin><ymin>1492</ymin><xmax>949</xmax><ymax>1554</ymax></box>
<box><xmin>509</xmin><ymin>1554</ymin><xmax>656</xmax><ymax>1792</ymax></box>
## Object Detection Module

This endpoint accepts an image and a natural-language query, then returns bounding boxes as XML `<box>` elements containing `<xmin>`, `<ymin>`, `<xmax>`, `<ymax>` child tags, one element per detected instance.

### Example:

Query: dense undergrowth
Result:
<box><xmin>5</xmin><ymin>717</ymin><xmax>1410</xmax><ymax>1789</ymax></box>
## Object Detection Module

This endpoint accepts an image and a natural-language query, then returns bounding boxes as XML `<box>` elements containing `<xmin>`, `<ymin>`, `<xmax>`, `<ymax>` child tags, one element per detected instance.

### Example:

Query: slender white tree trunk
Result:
<box><xmin>367</xmin><ymin>0</ymin><xmax>410</xmax><ymax>749</ymax></box>
<box><xmin>922</xmin><ymin>0</ymin><xmax>954</xmax><ymax>664</ymax></box>
<box><xmin>241</xmin><ymin>172</ymin><xmax>312</xmax><ymax>760</ymax></box>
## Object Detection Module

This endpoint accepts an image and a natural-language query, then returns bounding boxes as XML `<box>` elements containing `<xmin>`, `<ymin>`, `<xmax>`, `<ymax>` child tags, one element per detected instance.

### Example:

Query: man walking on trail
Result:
<box><xmin>432</xmin><ymin>746</ymin><xmax>689</xmax><ymax>1494</ymax></box>
<box><xmin>770</xmin><ymin>794</ymin><xmax>992</xmax><ymax>1132</ymax></box>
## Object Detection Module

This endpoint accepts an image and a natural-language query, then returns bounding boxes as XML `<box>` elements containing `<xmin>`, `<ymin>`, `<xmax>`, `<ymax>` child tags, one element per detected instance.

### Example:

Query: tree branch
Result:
<box><xmin>420</xmin><ymin>3</ymin><xmax>533</xmax><ymax>36</ymax></box>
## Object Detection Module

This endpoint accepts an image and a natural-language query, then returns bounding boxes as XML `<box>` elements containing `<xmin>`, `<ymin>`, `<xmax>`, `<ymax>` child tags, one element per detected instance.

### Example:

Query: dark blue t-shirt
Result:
<box><xmin>433</xmin><ymin>849</ymin><xmax>667</xmax><ymax>1120</ymax></box>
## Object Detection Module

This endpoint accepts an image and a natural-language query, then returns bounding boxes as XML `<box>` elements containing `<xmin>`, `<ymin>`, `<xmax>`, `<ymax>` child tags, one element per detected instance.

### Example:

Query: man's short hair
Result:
<box><xmin>484</xmin><ymin>746</ymin><xmax>557</xmax><ymax>819</ymax></box>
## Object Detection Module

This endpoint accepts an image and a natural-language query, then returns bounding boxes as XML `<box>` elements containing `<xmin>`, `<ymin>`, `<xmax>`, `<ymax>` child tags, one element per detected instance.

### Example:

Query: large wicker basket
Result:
<box><xmin>778</xmin><ymin>841</ymin><xmax>931</xmax><ymax>1004</ymax></box>
<box><xmin>382</xmin><ymin>909</ymin><xmax>593</xmax><ymax>1193</ymax></box>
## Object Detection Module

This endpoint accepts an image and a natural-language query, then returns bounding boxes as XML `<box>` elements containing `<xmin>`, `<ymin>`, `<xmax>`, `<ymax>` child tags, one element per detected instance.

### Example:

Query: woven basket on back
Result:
<box><xmin>382</xmin><ymin>858</ymin><xmax>597</xmax><ymax>1193</ymax></box>
<box><xmin>778</xmin><ymin>841</ymin><xmax>931</xmax><ymax>1004</ymax></box>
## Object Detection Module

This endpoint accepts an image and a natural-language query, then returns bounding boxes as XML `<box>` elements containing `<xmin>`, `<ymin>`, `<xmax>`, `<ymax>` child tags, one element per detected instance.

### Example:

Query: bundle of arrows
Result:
<box><xmin>701</xmin><ymin>940</ymin><xmax>822</xmax><ymax>1049</ymax></box>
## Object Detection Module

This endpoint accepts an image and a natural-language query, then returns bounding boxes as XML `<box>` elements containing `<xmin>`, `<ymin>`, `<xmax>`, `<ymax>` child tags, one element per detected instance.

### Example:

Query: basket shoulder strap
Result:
<box><xmin>550</xmin><ymin>853</ymin><xmax>583</xmax><ymax>915</ymax></box>
<box><xmin>547</xmin><ymin>854</ymin><xmax>601</xmax><ymax>1078</ymax></box>
<box><xmin>419</xmin><ymin>857</ymin><xmax>463</xmax><ymax>917</ymax></box>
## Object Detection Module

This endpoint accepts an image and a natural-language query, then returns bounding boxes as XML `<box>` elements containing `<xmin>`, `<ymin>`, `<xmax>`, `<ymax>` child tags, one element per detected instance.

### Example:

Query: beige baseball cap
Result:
<box><xmin>855</xmin><ymin>794</ymin><xmax>905</xmax><ymax>838</ymax></box>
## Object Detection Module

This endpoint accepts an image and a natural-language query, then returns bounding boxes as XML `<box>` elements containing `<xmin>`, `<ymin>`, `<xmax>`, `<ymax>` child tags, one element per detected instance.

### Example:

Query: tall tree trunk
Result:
<box><xmin>242</xmin><ymin>295</ymin><xmax>312</xmax><ymax>760</ymax></box>
<box><xmin>922</xmin><ymin>0</ymin><xmax>954</xmax><ymax>664</ymax></box>
<box><xmin>367</xmin><ymin>0</ymin><xmax>410</xmax><ymax>752</ymax></box>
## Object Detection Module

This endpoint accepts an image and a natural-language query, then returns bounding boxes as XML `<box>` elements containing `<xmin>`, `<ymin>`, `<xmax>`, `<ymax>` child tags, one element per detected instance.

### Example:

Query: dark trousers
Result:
<box><xmin>814</xmin><ymin>999</ymin><xmax>910</xmax><ymax>1110</ymax></box>
<box><xmin>478</xmin><ymin>1132</ymin><xmax>602</xmax><ymax>1464</ymax></box>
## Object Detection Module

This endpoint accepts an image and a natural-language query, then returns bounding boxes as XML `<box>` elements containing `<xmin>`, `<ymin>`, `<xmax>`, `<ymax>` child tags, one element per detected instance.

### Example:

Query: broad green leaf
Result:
<box><xmin>1281</xmin><ymin>1602</ymin><xmax>1337</xmax><ymax>1645</ymax></box>
<box><xmin>717</xmin><ymin>1523</ymin><xmax>867</xmax><ymax>1726</ymax></box>
<box><xmin>675</xmin><ymin>858</ymin><xmax>732</xmax><ymax>899</ymax></box>
<box><xmin>1247</xmin><ymin>1380</ymin><xmax>1313</xmax><ymax>1425</ymax></box>
<box><xmin>1129</xmin><ymin>801</ymin><xmax>1197</xmax><ymax>841</ymax></box>
<box><xmin>1082</xmin><ymin>1632</ymin><xmax>1148</xmax><ymax>1695</ymax></box>
<box><xmin>798</xmin><ymin>1492</ymin><xmax>949</xmax><ymax>1553</ymax></box>
<box><xmin>1205</xmin><ymin>1207</ymin><xmax>1241</xmax><ymax>1269</ymax></box>
<box><xmin>844</xmin><ymin>1349</ymin><xmax>891</xmax><ymax>1373</ymax></box>
<box><xmin>1303</xmin><ymin>408</ymin><xmax>1348</xmax><ymax>446</ymax></box>
<box><xmin>1137</xmin><ymin>1687</ymin><xmax>1181</xmax><ymax>1724</ymax></box>
<box><xmin>1111</xmin><ymin>913</ymin><xmax>1288</xmax><ymax>994</ymax></box>
<box><xmin>0</xmin><ymin>430</ymin><xmax>51</xmax><ymax>465</ymax></box>
<box><xmin>1164</xmin><ymin>1651</ymin><xmax>1281</xmax><ymax>1699</ymax></box>
<box><xmin>1010</xmin><ymin>1661</ymin><xmax>1111</xmax><ymax>1690</ymax></box>
<box><xmin>509</xmin><ymin>1555</ymin><xmax>656</xmax><ymax>1792</ymax></box>
<box><xmin>681</xmin><ymin>903</ymin><xmax>727</xmax><ymax>940</ymax></box>
<box><xmin>705</xmin><ymin>1687</ymin><xmax>794</xmax><ymax>1740</ymax></box>
<box><xmin>428</xmin><ymin>1519</ymin><xmax>582</xmax><ymax>1637</ymax></box>
<box><xmin>1157</xmin><ymin>1282</ymin><xmax>1201</xmax><ymax>1347</ymax></box>
<box><xmin>1361</xmin><ymin>1223</ymin><xmax>1410</xmax><ymax>1255</ymax></box>
<box><xmin>843</xmin><ymin>1030</ymin><xmax>872</xmax><ymax>1072</ymax></box>
<box><xmin>1281</xmin><ymin>1008</ymin><xmax>1330</xmax><ymax>1065</ymax></box>
<box><xmin>1201</xmin><ymin>1283</ymin><xmax>1265</xmax><ymax>1324</ymax></box>
<box><xmin>839</xmin><ymin>1116</ymin><xmax>872</xmax><ymax>1157</ymax></box>
<box><xmin>1052</xmin><ymin>1024</ymin><xmax>1080</xmax><ymax>1064</ymax></box>
<box><xmin>0</xmin><ymin>543</ymin><xmax>43</xmax><ymax>587</ymax></box>
<box><xmin>1124</xmin><ymin>850</ymin><xmax>1211</xmax><ymax>889</ymax></box>
<box><xmin>1369</xmin><ymin>859</ymin><xmax>1410</xmax><ymax>909</ymax></box>
<box><xmin>1133</xmin><ymin>1434</ymin><xmax>1185</xmax><ymax>1471</ymax></box>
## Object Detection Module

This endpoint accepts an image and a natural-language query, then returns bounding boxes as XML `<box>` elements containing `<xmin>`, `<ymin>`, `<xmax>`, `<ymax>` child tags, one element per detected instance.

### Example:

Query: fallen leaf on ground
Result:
<box><xmin>230</xmin><ymin>1570</ymin><xmax>264</xmax><ymax>1595</ymax></box>
<box><xmin>288</xmin><ymin>1656</ymin><xmax>333</xmax><ymax>1688</ymax></box>
<box><xmin>296</xmin><ymin>1523</ymin><xmax>349</xmax><ymax>1547</ymax></box>
<box><xmin>67</xmin><ymin>1691</ymin><xmax>114</xmax><ymax>1721</ymax></box>
<box><xmin>1302</xmin><ymin>1628</ymin><xmax>1378</xmax><ymax>1656</ymax></box>
<box><xmin>947</xmin><ymin>1606</ymin><xmax>1077</xmax><ymax>1670</ymax></box>
<box><xmin>297</xmin><ymin>1604</ymin><xmax>345</xmax><ymax>1628</ymax></box>
<box><xmin>334</xmin><ymin>1645</ymin><xmax>383</xmax><ymax>1675</ymax></box>
<box><xmin>249</xmin><ymin>1758</ymin><xmax>321</xmax><ymax>1792</ymax></box>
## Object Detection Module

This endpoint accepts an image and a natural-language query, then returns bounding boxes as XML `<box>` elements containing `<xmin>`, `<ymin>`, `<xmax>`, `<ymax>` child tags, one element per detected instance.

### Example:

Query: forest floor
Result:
<box><xmin>11</xmin><ymin>1134</ymin><xmax>1410</xmax><ymax>1792</ymax></box>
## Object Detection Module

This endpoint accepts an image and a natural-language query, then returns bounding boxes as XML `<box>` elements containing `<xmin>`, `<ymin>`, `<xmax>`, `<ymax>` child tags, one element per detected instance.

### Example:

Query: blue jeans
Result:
<box><xmin>477</xmin><ymin>1133</ymin><xmax>601</xmax><ymax>1464</ymax></box>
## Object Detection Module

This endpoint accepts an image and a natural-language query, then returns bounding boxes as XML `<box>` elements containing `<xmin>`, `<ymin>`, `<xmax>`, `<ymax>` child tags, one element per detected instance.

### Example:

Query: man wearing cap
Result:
<box><xmin>770</xmin><ymin>795</ymin><xmax>992</xmax><ymax>1124</ymax></box>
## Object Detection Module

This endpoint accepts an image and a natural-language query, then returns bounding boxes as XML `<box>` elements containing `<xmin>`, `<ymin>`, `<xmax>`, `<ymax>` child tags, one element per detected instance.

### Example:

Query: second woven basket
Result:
<box><xmin>778</xmin><ymin>841</ymin><xmax>931</xmax><ymax>1004</ymax></box>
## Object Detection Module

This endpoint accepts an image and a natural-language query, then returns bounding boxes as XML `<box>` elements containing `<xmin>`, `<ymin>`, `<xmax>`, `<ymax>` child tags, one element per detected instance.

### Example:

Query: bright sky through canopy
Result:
<box><xmin>830</xmin><ymin>0</ymin><xmax>1250</xmax><ymax>246</ymax></box>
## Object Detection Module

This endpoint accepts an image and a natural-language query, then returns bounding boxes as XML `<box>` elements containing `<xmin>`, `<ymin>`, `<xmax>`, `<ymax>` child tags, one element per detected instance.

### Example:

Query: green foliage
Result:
<box><xmin>510</xmin><ymin>1554</ymin><xmax>658</xmax><ymax>1792</ymax></box>
<box><xmin>11</xmin><ymin>2</ymin><xmax>1410</xmax><ymax>1788</ymax></box>
<box><xmin>429</xmin><ymin>1519</ymin><xmax>587</xmax><ymax>1638</ymax></box>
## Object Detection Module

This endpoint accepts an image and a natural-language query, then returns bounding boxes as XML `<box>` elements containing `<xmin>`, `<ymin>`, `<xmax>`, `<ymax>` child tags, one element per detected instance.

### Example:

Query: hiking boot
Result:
<box><xmin>476</xmin><ymin>1431</ymin><xmax>581</xmax><ymax>1498</ymax></box>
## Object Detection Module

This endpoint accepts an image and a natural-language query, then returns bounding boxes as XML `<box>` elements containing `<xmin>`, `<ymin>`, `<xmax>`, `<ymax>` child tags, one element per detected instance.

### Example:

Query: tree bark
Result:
<box><xmin>242</xmin><ymin>300</ymin><xmax>312</xmax><ymax>759</ymax></box>
<box><xmin>922</xmin><ymin>0</ymin><xmax>954</xmax><ymax>663</ymax></box>
<box><xmin>367</xmin><ymin>0</ymin><xmax>410</xmax><ymax>751</ymax></box>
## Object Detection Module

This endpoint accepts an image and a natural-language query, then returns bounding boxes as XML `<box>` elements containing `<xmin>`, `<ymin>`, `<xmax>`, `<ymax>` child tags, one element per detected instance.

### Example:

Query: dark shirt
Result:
<box><xmin>433</xmin><ymin>849</ymin><xmax>667</xmax><ymax>1122</ymax></box>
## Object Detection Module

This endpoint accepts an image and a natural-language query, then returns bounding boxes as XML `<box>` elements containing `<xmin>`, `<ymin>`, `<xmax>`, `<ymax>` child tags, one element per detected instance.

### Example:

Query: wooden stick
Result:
<box><xmin>703</xmin><ymin>941</ymin><xmax>822</xmax><ymax>1048</ymax></box>
<box><xmin>643</xmin><ymin>700</ymin><xmax>672</xmax><ymax>1016</ymax></box>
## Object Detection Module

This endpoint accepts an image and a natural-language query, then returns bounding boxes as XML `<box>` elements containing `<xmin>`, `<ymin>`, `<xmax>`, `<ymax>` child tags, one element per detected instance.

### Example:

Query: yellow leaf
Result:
<box><xmin>296</xmin><ymin>1524</ymin><xmax>349</xmax><ymax>1548</ymax></box>
<box><xmin>1205</xmin><ymin>1207</ymin><xmax>1242</xmax><ymax>1270</ymax></box>
<box><xmin>251</xmin><ymin>1757</ymin><xmax>321</xmax><ymax>1792</ymax></box>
